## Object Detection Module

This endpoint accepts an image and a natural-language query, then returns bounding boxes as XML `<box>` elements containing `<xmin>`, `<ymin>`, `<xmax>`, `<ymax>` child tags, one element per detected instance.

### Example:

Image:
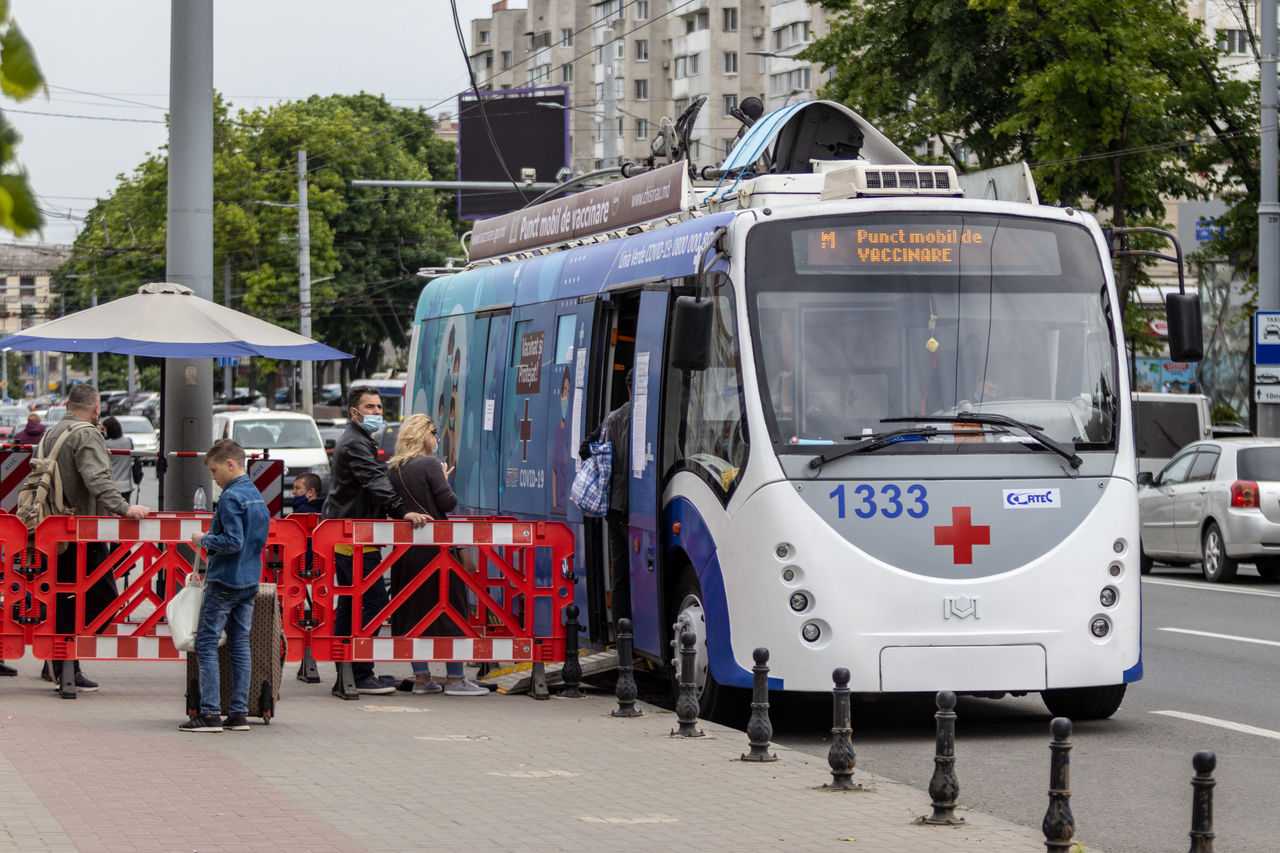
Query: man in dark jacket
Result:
<box><xmin>12</xmin><ymin>413</ymin><xmax>45</xmax><ymax>446</ymax></box>
<box><xmin>323</xmin><ymin>385</ymin><xmax>428</xmax><ymax>695</ymax></box>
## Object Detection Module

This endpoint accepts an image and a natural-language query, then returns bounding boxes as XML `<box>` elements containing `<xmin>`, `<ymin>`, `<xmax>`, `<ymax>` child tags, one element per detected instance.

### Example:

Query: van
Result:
<box><xmin>210</xmin><ymin>410</ymin><xmax>330</xmax><ymax>499</ymax></box>
<box><xmin>1131</xmin><ymin>391</ymin><xmax>1212</xmax><ymax>476</ymax></box>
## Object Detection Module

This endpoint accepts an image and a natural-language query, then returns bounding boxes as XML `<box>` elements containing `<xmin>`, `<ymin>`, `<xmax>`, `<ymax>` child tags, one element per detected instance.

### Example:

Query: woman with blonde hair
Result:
<box><xmin>387</xmin><ymin>414</ymin><xmax>487</xmax><ymax>696</ymax></box>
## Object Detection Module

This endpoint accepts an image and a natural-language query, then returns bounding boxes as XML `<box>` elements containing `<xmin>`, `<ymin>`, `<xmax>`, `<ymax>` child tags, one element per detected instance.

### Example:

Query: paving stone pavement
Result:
<box><xmin>0</xmin><ymin>654</ymin><xmax>1063</xmax><ymax>852</ymax></box>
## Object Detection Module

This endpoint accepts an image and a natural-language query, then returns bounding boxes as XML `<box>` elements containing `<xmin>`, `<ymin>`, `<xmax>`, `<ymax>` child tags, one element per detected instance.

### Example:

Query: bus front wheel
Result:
<box><xmin>1041</xmin><ymin>684</ymin><xmax>1126</xmax><ymax>720</ymax></box>
<box><xmin>670</xmin><ymin>570</ymin><xmax>724</xmax><ymax>720</ymax></box>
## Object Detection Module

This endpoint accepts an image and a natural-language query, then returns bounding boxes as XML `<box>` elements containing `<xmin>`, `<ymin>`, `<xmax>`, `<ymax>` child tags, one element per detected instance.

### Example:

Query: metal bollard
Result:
<box><xmin>611</xmin><ymin>618</ymin><xmax>643</xmax><ymax>718</ymax></box>
<box><xmin>741</xmin><ymin>647</ymin><xmax>777</xmax><ymax>761</ymax></box>
<box><xmin>924</xmin><ymin>690</ymin><xmax>964</xmax><ymax>824</ymax></box>
<box><xmin>1188</xmin><ymin>751</ymin><xmax>1217</xmax><ymax>853</ymax></box>
<box><xmin>560</xmin><ymin>604</ymin><xmax>584</xmax><ymax>698</ymax></box>
<box><xmin>825</xmin><ymin>667</ymin><xmax>857</xmax><ymax>789</ymax></box>
<box><xmin>1042</xmin><ymin>717</ymin><xmax>1075</xmax><ymax>852</ymax></box>
<box><xmin>671</xmin><ymin>631</ymin><xmax>704</xmax><ymax>737</ymax></box>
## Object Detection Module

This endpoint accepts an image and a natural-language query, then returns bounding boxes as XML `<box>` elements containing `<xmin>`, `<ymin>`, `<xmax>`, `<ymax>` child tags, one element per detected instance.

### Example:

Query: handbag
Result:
<box><xmin>570</xmin><ymin>440</ymin><xmax>611</xmax><ymax>517</ymax></box>
<box><xmin>167</xmin><ymin>556</ymin><xmax>227</xmax><ymax>652</ymax></box>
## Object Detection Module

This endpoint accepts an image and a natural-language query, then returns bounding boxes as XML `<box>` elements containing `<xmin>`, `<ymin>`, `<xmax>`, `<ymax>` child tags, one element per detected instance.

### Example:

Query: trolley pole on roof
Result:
<box><xmin>1258</xmin><ymin>0</ymin><xmax>1280</xmax><ymax>435</ymax></box>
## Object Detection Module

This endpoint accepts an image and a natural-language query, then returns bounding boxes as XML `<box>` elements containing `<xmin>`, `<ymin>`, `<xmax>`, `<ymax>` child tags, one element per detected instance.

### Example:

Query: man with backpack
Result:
<box><xmin>29</xmin><ymin>384</ymin><xmax>148</xmax><ymax>691</ymax></box>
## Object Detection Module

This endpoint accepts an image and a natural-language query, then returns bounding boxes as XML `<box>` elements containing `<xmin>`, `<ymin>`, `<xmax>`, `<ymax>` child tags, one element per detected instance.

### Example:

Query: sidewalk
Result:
<box><xmin>0</xmin><ymin>654</ymin><xmax>1055</xmax><ymax>853</ymax></box>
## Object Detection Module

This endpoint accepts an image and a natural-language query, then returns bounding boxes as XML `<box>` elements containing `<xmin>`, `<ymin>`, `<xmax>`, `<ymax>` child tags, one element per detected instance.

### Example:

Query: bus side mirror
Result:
<box><xmin>1166</xmin><ymin>292</ymin><xmax>1203</xmax><ymax>362</ymax></box>
<box><xmin>1137</xmin><ymin>471</ymin><xmax>1153</xmax><ymax>487</ymax></box>
<box><xmin>670</xmin><ymin>296</ymin><xmax>713</xmax><ymax>371</ymax></box>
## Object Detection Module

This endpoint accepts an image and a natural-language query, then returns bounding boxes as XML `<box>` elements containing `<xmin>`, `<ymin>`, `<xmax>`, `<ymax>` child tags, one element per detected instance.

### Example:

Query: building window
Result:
<box><xmin>1216</xmin><ymin>28</ymin><xmax>1250</xmax><ymax>55</ymax></box>
<box><xmin>634</xmin><ymin>78</ymin><xmax>648</xmax><ymax>100</ymax></box>
<box><xmin>724</xmin><ymin>137</ymin><xmax>738</xmax><ymax>157</ymax></box>
<box><xmin>531</xmin><ymin>31</ymin><xmax>551</xmax><ymax>50</ymax></box>
<box><xmin>724</xmin><ymin>93</ymin><xmax>738</xmax><ymax>116</ymax></box>
<box><xmin>501</xmin><ymin>50</ymin><xmax>512</xmax><ymax>69</ymax></box>
<box><xmin>674</xmin><ymin>53</ymin><xmax>700</xmax><ymax>79</ymax></box>
<box><xmin>635</xmin><ymin>0</ymin><xmax>649</xmax><ymax>20</ymax></box>
<box><xmin>485</xmin><ymin>55</ymin><xmax>493</xmax><ymax>70</ymax></box>
<box><xmin>594</xmin><ymin>45</ymin><xmax>604</xmax><ymax>64</ymax></box>
<box><xmin>674</xmin><ymin>96</ymin><xmax>691</xmax><ymax>115</ymax></box>
<box><xmin>560</xmin><ymin>27</ymin><xmax>574</xmax><ymax>47</ymax></box>
<box><xmin>685</xmin><ymin>10</ymin><xmax>710</xmax><ymax>33</ymax></box>
<box><xmin>615</xmin><ymin>40</ymin><xmax>625</xmax><ymax>59</ymax></box>
<box><xmin>595</xmin><ymin>82</ymin><xmax>605</xmax><ymax>102</ymax></box>
<box><xmin>616</xmin><ymin>77</ymin><xmax>625</xmax><ymax>100</ymax></box>
<box><xmin>636</xmin><ymin>118</ymin><xmax>649</xmax><ymax>139</ymax></box>
<box><xmin>635</xmin><ymin>39</ymin><xmax>649</xmax><ymax>61</ymax></box>
<box><xmin>479</xmin><ymin>30</ymin><xmax>490</xmax><ymax>45</ymax></box>
<box><xmin>561</xmin><ymin>63</ymin><xmax>574</xmax><ymax>83</ymax></box>
<box><xmin>18</xmin><ymin>276</ymin><xmax>35</xmax><ymax>296</ymax></box>
<box><xmin>723</xmin><ymin>8</ymin><xmax>738</xmax><ymax>31</ymax></box>
<box><xmin>769</xmin><ymin>67</ymin><xmax>811</xmax><ymax>96</ymax></box>
<box><xmin>773</xmin><ymin>21</ymin><xmax>811</xmax><ymax>52</ymax></box>
<box><xmin>724</xmin><ymin>51</ymin><xmax>738</xmax><ymax>74</ymax></box>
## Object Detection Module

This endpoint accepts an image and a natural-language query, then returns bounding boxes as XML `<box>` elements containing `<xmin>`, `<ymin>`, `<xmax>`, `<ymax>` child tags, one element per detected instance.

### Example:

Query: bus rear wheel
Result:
<box><xmin>1041</xmin><ymin>684</ymin><xmax>1126</xmax><ymax>720</ymax></box>
<box><xmin>670</xmin><ymin>570</ymin><xmax>724</xmax><ymax>720</ymax></box>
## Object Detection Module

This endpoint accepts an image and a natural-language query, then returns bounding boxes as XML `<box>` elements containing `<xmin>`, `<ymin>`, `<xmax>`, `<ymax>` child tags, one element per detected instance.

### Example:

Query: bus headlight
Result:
<box><xmin>1099</xmin><ymin>586</ymin><xmax>1118</xmax><ymax>607</ymax></box>
<box><xmin>1090</xmin><ymin>616</ymin><xmax>1112</xmax><ymax>638</ymax></box>
<box><xmin>801</xmin><ymin>622</ymin><xmax>821</xmax><ymax>642</ymax></box>
<box><xmin>789</xmin><ymin>592</ymin><xmax>810</xmax><ymax>612</ymax></box>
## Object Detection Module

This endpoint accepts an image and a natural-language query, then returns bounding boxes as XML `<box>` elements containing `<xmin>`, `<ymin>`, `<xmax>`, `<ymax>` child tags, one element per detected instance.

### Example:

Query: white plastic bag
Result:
<box><xmin>168</xmin><ymin>564</ymin><xmax>226</xmax><ymax>652</ymax></box>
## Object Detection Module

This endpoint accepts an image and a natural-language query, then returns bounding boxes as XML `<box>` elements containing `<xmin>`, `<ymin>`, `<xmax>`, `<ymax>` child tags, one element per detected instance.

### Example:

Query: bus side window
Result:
<box><xmin>678</xmin><ymin>279</ymin><xmax>748</xmax><ymax>495</ymax></box>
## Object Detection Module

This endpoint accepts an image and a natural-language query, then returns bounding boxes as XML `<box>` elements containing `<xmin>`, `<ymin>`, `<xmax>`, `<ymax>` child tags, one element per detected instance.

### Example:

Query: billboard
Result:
<box><xmin>457</xmin><ymin>86</ymin><xmax>569</xmax><ymax>220</ymax></box>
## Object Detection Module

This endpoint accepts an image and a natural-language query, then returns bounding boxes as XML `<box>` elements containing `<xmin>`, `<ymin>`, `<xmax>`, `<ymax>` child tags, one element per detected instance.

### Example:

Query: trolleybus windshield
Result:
<box><xmin>746</xmin><ymin>213</ymin><xmax>1118</xmax><ymax>453</ymax></box>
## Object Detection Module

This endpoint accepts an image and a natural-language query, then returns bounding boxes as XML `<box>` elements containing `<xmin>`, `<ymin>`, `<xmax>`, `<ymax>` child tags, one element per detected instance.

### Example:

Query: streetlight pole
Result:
<box><xmin>297</xmin><ymin>149</ymin><xmax>313</xmax><ymax>415</ymax></box>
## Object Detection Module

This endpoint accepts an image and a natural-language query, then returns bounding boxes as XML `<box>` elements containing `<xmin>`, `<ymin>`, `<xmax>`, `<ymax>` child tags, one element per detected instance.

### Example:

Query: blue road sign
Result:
<box><xmin>1256</xmin><ymin>311</ymin><xmax>1280</xmax><ymax>365</ymax></box>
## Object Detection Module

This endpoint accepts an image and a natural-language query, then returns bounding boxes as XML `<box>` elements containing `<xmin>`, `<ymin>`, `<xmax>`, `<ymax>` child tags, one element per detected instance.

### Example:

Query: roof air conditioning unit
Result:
<box><xmin>820</xmin><ymin>162</ymin><xmax>963</xmax><ymax>199</ymax></box>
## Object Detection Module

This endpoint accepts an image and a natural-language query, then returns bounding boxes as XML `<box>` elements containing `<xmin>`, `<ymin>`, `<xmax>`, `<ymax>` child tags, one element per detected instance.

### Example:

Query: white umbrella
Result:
<box><xmin>1</xmin><ymin>281</ymin><xmax>350</xmax><ymax>360</ymax></box>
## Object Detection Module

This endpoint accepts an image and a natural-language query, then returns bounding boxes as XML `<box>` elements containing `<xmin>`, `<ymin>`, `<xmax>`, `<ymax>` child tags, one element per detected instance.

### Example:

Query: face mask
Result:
<box><xmin>358</xmin><ymin>413</ymin><xmax>384</xmax><ymax>434</ymax></box>
<box><xmin>560</xmin><ymin>397</ymin><xmax>569</xmax><ymax>421</ymax></box>
<box><xmin>292</xmin><ymin>494</ymin><xmax>311</xmax><ymax>510</ymax></box>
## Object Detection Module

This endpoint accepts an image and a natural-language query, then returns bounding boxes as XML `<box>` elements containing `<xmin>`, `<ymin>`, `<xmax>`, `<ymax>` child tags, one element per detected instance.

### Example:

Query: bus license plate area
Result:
<box><xmin>879</xmin><ymin>644</ymin><xmax>1046</xmax><ymax>691</ymax></box>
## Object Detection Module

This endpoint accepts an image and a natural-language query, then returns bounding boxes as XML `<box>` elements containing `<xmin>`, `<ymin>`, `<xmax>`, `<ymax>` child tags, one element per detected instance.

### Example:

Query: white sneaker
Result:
<box><xmin>443</xmin><ymin>678</ymin><xmax>489</xmax><ymax>696</ymax></box>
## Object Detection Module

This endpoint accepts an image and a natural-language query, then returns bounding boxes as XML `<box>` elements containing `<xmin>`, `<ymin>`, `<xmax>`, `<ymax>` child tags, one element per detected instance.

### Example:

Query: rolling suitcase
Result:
<box><xmin>184</xmin><ymin>583</ymin><xmax>285</xmax><ymax>723</ymax></box>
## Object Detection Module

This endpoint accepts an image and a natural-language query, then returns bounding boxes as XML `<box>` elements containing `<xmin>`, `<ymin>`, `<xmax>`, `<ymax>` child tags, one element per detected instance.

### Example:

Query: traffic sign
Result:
<box><xmin>1256</xmin><ymin>311</ymin><xmax>1280</xmax><ymax>366</ymax></box>
<box><xmin>1257</xmin><ymin>385</ymin><xmax>1280</xmax><ymax>404</ymax></box>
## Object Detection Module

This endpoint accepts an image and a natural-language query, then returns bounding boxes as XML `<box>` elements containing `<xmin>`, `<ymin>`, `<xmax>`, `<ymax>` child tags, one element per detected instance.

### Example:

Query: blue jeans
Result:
<box><xmin>333</xmin><ymin>549</ymin><xmax>389</xmax><ymax>682</ymax></box>
<box><xmin>412</xmin><ymin>661</ymin><xmax>464</xmax><ymax>678</ymax></box>
<box><xmin>195</xmin><ymin>582</ymin><xmax>257</xmax><ymax>717</ymax></box>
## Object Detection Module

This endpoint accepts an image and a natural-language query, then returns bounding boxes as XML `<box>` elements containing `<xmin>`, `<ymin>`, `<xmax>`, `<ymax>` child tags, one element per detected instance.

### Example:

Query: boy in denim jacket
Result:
<box><xmin>180</xmin><ymin>439</ymin><xmax>271</xmax><ymax>733</ymax></box>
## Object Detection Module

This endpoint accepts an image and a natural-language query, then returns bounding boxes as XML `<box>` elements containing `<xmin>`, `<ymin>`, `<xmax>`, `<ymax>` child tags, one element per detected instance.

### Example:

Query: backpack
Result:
<box><xmin>15</xmin><ymin>421</ymin><xmax>94</xmax><ymax>535</ymax></box>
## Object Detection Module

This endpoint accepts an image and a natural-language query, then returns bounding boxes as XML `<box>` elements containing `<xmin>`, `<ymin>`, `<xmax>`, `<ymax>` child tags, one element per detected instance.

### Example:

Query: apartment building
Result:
<box><xmin>470</xmin><ymin>0</ymin><xmax>829</xmax><ymax>174</ymax></box>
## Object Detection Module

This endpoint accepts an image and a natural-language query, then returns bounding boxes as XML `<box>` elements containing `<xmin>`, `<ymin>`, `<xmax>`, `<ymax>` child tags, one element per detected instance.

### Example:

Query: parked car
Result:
<box><xmin>1132</xmin><ymin>392</ymin><xmax>1212</xmax><ymax>476</ymax></box>
<box><xmin>0</xmin><ymin>405</ymin><xmax>27</xmax><ymax>439</ymax></box>
<box><xmin>1138</xmin><ymin>438</ymin><xmax>1280</xmax><ymax>582</ymax></box>
<box><xmin>210</xmin><ymin>410</ymin><xmax>330</xmax><ymax>498</ymax></box>
<box><xmin>115</xmin><ymin>415</ymin><xmax>159</xmax><ymax>462</ymax></box>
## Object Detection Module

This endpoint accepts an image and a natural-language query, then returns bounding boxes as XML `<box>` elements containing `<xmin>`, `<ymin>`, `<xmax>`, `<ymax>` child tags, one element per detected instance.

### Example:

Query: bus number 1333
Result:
<box><xmin>829</xmin><ymin>483</ymin><xmax>929</xmax><ymax>519</ymax></box>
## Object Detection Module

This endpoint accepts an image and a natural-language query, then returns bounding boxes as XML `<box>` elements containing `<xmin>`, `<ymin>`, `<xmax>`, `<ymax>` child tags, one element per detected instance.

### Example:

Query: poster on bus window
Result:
<box><xmin>1132</xmin><ymin>357</ymin><xmax>1197</xmax><ymax>393</ymax></box>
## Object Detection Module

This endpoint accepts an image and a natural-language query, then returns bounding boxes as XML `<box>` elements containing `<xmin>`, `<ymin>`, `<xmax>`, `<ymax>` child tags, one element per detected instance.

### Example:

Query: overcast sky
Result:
<box><xmin>9</xmin><ymin>0</ymin><xmax>496</xmax><ymax>246</ymax></box>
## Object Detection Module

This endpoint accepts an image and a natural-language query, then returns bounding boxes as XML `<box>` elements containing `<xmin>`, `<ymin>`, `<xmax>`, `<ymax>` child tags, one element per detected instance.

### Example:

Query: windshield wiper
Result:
<box><xmin>883</xmin><ymin>412</ymin><xmax>1084</xmax><ymax>469</ymax></box>
<box><xmin>806</xmin><ymin>425</ymin><xmax>997</xmax><ymax>472</ymax></box>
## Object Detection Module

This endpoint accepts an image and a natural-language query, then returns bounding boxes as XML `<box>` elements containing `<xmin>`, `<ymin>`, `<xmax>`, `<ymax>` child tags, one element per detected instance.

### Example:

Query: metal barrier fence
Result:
<box><xmin>0</xmin><ymin>512</ymin><xmax>574</xmax><ymax>697</ymax></box>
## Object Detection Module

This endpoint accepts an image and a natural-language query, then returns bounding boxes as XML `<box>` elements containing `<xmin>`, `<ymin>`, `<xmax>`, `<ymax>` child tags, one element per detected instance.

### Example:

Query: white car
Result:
<box><xmin>114</xmin><ymin>415</ymin><xmax>159</xmax><ymax>461</ymax></box>
<box><xmin>211</xmin><ymin>410</ymin><xmax>330</xmax><ymax>498</ymax></box>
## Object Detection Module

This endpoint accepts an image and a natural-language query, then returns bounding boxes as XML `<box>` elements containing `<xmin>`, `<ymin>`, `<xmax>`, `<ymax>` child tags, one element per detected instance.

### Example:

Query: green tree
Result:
<box><xmin>53</xmin><ymin>93</ymin><xmax>461</xmax><ymax>379</ymax></box>
<box><xmin>0</xmin><ymin>0</ymin><xmax>45</xmax><ymax>235</ymax></box>
<box><xmin>804</xmin><ymin>0</ymin><xmax>1254</xmax><ymax>323</ymax></box>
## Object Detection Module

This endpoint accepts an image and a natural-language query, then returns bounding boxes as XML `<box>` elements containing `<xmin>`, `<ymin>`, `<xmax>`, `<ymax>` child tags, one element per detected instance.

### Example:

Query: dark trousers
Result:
<box><xmin>606</xmin><ymin>508</ymin><xmax>631</xmax><ymax>623</ymax></box>
<box><xmin>54</xmin><ymin>542</ymin><xmax>115</xmax><ymax>674</ymax></box>
<box><xmin>333</xmin><ymin>549</ymin><xmax>388</xmax><ymax>682</ymax></box>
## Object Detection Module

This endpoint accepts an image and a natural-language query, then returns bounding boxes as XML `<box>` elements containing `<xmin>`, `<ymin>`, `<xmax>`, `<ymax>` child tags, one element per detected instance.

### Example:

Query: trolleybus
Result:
<box><xmin>405</xmin><ymin>100</ymin><xmax>1200</xmax><ymax>719</ymax></box>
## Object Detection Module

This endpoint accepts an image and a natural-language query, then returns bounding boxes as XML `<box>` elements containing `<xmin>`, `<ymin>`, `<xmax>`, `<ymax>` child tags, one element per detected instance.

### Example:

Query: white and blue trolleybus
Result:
<box><xmin>405</xmin><ymin>100</ymin><xmax>1201</xmax><ymax>719</ymax></box>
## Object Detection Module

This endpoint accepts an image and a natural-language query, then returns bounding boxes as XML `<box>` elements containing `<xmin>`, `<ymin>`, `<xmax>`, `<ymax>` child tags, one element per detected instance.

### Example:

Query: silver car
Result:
<box><xmin>1138</xmin><ymin>438</ymin><xmax>1280</xmax><ymax>582</ymax></box>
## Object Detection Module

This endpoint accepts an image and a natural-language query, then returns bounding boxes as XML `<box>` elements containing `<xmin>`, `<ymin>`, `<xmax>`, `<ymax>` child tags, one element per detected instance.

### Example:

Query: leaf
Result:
<box><xmin>0</xmin><ymin>23</ymin><xmax>44</xmax><ymax>100</ymax></box>
<box><xmin>0</xmin><ymin>172</ymin><xmax>41</xmax><ymax>235</ymax></box>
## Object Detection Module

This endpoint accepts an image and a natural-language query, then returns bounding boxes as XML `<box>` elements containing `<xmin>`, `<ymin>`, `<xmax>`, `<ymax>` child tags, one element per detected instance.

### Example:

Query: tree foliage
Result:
<box><xmin>53</xmin><ymin>93</ymin><xmax>462</xmax><ymax>377</ymax></box>
<box><xmin>0</xmin><ymin>0</ymin><xmax>45</xmax><ymax>235</ymax></box>
<box><xmin>804</xmin><ymin>0</ymin><xmax>1256</xmax><ymax>328</ymax></box>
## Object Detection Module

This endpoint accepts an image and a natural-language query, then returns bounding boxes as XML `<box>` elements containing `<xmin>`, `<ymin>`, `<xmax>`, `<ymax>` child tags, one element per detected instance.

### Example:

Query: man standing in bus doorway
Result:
<box><xmin>584</xmin><ymin>369</ymin><xmax>634</xmax><ymax>624</ymax></box>
<box><xmin>324</xmin><ymin>385</ymin><xmax>430</xmax><ymax>696</ymax></box>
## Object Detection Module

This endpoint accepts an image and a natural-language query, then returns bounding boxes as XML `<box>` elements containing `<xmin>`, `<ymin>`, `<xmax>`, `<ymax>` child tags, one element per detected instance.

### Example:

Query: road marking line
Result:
<box><xmin>1159</xmin><ymin>627</ymin><xmax>1280</xmax><ymax>647</ymax></box>
<box><xmin>1151</xmin><ymin>710</ymin><xmax>1280</xmax><ymax>741</ymax></box>
<box><xmin>1143</xmin><ymin>577</ymin><xmax>1280</xmax><ymax>598</ymax></box>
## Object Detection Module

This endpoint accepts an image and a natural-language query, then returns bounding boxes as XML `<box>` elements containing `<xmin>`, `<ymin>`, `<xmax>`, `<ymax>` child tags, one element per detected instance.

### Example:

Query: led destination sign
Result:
<box><xmin>790</xmin><ymin>219</ymin><xmax>1063</xmax><ymax>276</ymax></box>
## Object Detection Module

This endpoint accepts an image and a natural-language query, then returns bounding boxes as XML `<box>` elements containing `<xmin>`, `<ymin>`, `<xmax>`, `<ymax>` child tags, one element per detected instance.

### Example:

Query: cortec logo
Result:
<box><xmin>1002</xmin><ymin>488</ymin><xmax>1061</xmax><ymax>509</ymax></box>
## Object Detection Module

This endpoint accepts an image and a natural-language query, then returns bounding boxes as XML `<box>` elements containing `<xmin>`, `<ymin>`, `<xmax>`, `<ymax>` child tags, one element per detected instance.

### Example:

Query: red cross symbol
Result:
<box><xmin>518</xmin><ymin>398</ymin><xmax>533</xmax><ymax>461</ymax></box>
<box><xmin>933</xmin><ymin>506</ymin><xmax>990</xmax><ymax>565</ymax></box>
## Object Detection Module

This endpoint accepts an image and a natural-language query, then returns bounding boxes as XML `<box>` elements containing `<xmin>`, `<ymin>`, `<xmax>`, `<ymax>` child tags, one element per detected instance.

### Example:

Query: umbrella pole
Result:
<box><xmin>157</xmin><ymin>360</ymin><xmax>166</xmax><ymax>511</ymax></box>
